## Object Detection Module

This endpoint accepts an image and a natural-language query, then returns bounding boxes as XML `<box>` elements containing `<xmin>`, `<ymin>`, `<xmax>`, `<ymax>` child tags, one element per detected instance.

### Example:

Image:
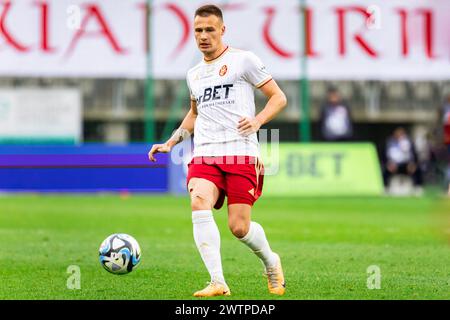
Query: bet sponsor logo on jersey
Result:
<box><xmin>196</xmin><ymin>84</ymin><xmax>233</xmax><ymax>105</ymax></box>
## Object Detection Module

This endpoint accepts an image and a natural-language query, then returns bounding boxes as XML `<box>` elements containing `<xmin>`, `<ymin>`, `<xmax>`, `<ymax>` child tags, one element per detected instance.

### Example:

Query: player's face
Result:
<box><xmin>328</xmin><ymin>92</ymin><xmax>340</xmax><ymax>105</ymax></box>
<box><xmin>194</xmin><ymin>15</ymin><xmax>225</xmax><ymax>56</ymax></box>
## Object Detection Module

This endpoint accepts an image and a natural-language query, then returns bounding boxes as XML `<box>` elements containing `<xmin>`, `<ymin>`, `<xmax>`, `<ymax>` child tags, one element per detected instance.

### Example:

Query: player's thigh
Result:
<box><xmin>225</xmin><ymin>165</ymin><xmax>261</xmax><ymax>208</ymax></box>
<box><xmin>188</xmin><ymin>177</ymin><xmax>220</xmax><ymax>210</ymax></box>
<box><xmin>227</xmin><ymin>203</ymin><xmax>252</xmax><ymax>238</ymax></box>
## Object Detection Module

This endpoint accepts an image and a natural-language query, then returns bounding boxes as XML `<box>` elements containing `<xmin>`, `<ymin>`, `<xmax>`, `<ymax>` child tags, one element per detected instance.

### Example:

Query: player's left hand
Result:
<box><xmin>238</xmin><ymin>117</ymin><xmax>261</xmax><ymax>136</ymax></box>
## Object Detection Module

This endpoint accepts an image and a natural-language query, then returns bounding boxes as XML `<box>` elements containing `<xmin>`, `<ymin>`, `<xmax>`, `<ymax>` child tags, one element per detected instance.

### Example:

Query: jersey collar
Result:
<box><xmin>203</xmin><ymin>46</ymin><xmax>229</xmax><ymax>64</ymax></box>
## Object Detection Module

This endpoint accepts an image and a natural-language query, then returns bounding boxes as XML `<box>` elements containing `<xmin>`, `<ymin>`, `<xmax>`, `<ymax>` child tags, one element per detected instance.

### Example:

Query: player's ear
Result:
<box><xmin>221</xmin><ymin>25</ymin><xmax>226</xmax><ymax>36</ymax></box>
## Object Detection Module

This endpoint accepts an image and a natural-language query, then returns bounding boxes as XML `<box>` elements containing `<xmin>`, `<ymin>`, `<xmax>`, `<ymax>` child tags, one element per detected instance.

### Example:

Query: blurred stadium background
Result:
<box><xmin>0</xmin><ymin>0</ymin><xmax>449</xmax><ymax>299</ymax></box>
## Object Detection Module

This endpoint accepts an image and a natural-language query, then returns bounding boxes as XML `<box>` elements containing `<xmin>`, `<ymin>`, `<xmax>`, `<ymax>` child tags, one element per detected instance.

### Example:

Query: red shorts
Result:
<box><xmin>186</xmin><ymin>156</ymin><xmax>264</xmax><ymax>209</ymax></box>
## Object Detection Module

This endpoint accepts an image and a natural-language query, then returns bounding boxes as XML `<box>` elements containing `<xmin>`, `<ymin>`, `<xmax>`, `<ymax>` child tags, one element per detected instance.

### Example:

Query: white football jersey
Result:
<box><xmin>186</xmin><ymin>47</ymin><xmax>272</xmax><ymax>157</ymax></box>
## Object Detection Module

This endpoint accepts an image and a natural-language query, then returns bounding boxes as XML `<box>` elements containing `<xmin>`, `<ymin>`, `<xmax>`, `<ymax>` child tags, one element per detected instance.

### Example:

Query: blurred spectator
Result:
<box><xmin>426</xmin><ymin>97</ymin><xmax>450</xmax><ymax>193</ymax></box>
<box><xmin>382</xmin><ymin>127</ymin><xmax>423</xmax><ymax>192</ymax></box>
<box><xmin>442</xmin><ymin>94</ymin><xmax>450</xmax><ymax>146</ymax></box>
<box><xmin>441</xmin><ymin>94</ymin><xmax>450</xmax><ymax>194</ymax></box>
<box><xmin>412</xmin><ymin>126</ymin><xmax>431</xmax><ymax>166</ymax></box>
<box><xmin>319</xmin><ymin>86</ymin><xmax>354</xmax><ymax>141</ymax></box>
<box><xmin>412</xmin><ymin>126</ymin><xmax>432</xmax><ymax>182</ymax></box>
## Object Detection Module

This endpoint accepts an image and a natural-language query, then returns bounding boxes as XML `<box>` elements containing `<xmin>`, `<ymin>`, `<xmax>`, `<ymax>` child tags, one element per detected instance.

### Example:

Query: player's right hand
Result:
<box><xmin>148</xmin><ymin>143</ymin><xmax>171</xmax><ymax>162</ymax></box>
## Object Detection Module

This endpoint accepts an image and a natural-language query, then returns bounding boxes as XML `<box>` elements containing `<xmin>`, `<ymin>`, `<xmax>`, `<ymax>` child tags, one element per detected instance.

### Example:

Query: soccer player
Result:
<box><xmin>148</xmin><ymin>4</ymin><xmax>287</xmax><ymax>297</ymax></box>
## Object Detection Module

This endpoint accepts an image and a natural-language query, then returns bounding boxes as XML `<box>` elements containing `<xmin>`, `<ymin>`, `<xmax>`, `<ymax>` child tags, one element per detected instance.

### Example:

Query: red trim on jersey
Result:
<box><xmin>257</xmin><ymin>77</ymin><xmax>273</xmax><ymax>89</ymax></box>
<box><xmin>204</xmin><ymin>46</ymin><xmax>229</xmax><ymax>63</ymax></box>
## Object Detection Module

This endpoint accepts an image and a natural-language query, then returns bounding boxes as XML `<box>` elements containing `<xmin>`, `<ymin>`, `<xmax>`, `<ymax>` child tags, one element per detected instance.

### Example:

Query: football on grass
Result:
<box><xmin>99</xmin><ymin>233</ymin><xmax>141</xmax><ymax>274</ymax></box>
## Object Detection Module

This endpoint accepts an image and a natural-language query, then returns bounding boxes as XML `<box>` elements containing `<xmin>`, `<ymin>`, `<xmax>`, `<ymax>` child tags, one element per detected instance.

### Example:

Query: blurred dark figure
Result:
<box><xmin>319</xmin><ymin>87</ymin><xmax>354</xmax><ymax>141</ymax></box>
<box><xmin>426</xmin><ymin>95</ymin><xmax>450</xmax><ymax>193</ymax></box>
<box><xmin>441</xmin><ymin>94</ymin><xmax>450</xmax><ymax>194</ymax></box>
<box><xmin>383</xmin><ymin>127</ymin><xmax>423</xmax><ymax>189</ymax></box>
<box><xmin>442</xmin><ymin>94</ymin><xmax>450</xmax><ymax>147</ymax></box>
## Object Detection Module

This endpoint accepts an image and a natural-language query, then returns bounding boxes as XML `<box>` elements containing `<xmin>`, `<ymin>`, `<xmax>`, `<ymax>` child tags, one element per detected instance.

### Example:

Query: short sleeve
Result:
<box><xmin>186</xmin><ymin>74</ymin><xmax>196</xmax><ymax>101</ymax></box>
<box><xmin>242</xmin><ymin>52</ymin><xmax>272</xmax><ymax>88</ymax></box>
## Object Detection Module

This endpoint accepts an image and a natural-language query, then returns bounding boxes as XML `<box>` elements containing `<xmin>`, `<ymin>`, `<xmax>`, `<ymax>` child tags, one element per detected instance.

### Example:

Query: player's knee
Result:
<box><xmin>191</xmin><ymin>195</ymin><xmax>212</xmax><ymax>211</ymax></box>
<box><xmin>228</xmin><ymin>221</ymin><xmax>249</xmax><ymax>239</ymax></box>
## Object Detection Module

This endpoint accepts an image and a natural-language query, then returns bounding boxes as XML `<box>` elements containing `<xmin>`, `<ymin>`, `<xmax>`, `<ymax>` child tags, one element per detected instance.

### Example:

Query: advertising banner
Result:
<box><xmin>0</xmin><ymin>145</ymin><xmax>168</xmax><ymax>192</ymax></box>
<box><xmin>0</xmin><ymin>89</ymin><xmax>82</xmax><ymax>144</ymax></box>
<box><xmin>0</xmin><ymin>0</ymin><xmax>448</xmax><ymax>80</ymax></box>
<box><xmin>261</xmin><ymin>143</ymin><xmax>384</xmax><ymax>196</ymax></box>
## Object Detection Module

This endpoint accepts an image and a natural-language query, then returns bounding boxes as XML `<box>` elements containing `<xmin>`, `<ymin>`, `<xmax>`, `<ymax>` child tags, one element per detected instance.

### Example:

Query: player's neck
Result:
<box><xmin>203</xmin><ymin>45</ymin><xmax>228</xmax><ymax>62</ymax></box>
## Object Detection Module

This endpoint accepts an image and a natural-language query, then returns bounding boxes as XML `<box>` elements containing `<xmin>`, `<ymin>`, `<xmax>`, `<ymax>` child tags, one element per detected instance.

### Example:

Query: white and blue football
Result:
<box><xmin>99</xmin><ymin>233</ymin><xmax>141</xmax><ymax>274</ymax></box>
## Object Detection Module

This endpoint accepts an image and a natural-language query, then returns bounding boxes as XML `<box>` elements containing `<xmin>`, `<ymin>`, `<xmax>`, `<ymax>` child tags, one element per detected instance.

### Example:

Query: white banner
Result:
<box><xmin>0</xmin><ymin>89</ymin><xmax>82</xmax><ymax>143</ymax></box>
<box><xmin>0</xmin><ymin>0</ymin><xmax>448</xmax><ymax>80</ymax></box>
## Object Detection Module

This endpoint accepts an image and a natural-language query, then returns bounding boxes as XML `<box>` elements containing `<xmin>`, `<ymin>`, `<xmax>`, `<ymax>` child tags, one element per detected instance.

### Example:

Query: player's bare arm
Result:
<box><xmin>148</xmin><ymin>100</ymin><xmax>198</xmax><ymax>162</ymax></box>
<box><xmin>238</xmin><ymin>80</ymin><xmax>287</xmax><ymax>136</ymax></box>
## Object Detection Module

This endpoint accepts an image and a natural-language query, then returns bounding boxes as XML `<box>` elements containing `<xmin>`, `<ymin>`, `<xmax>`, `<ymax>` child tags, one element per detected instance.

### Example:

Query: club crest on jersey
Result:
<box><xmin>219</xmin><ymin>65</ymin><xmax>228</xmax><ymax>76</ymax></box>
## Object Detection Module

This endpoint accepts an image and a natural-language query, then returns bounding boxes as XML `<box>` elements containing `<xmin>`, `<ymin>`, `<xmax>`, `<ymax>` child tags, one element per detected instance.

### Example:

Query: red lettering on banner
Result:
<box><xmin>137</xmin><ymin>2</ymin><xmax>149</xmax><ymax>53</ymax></box>
<box><xmin>397</xmin><ymin>9</ymin><xmax>409</xmax><ymax>57</ymax></box>
<box><xmin>397</xmin><ymin>8</ymin><xmax>437</xmax><ymax>59</ymax></box>
<box><xmin>335</xmin><ymin>7</ymin><xmax>378</xmax><ymax>58</ymax></box>
<box><xmin>304</xmin><ymin>7</ymin><xmax>319</xmax><ymax>57</ymax></box>
<box><xmin>34</xmin><ymin>1</ymin><xmax>56</xmax><ymax>53</ymax></box>
<box><xmin>0</xmin><ymin>1</ymin><xmax>30</xmax><ymax>52</ymax></box>
<box><xmin>263</xmin><ymin>7</ymin><xmax>295</xmax><ymax>59</ymax></box>
<box><xmin>163</xmin><ymin>3</ymin><xmax>189</xmax><ymax>59</ymax></box>
<box><xmin>65</xmin><ymin>4</ymin><xmax>127</xmax><ymax>58</ymax></box>
<box><xmin>417</xmin><ymin>9</ymin><xmax>437</xmax><ymax>59</ymax></box>
<box><xmin>0</xmin><ymin>1</ymin><xmax>443</xmax><ymax>76</ymax></box>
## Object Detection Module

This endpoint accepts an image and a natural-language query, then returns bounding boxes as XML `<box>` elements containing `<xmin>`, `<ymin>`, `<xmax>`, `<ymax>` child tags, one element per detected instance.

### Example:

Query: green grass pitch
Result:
<box><xmin>0</xmin><ymin>194</ymin><xmax>449</xmax><ymax>300</ymax></box>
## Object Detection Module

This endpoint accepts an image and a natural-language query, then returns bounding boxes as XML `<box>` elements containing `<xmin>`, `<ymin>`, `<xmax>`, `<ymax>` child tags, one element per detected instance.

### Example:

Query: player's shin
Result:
<box><xmin>238</xmin><ymin>221</ymin><xmax>277</xmax><ymax>268</ymax></box>
<box><xmin>192</xmin><ymin>210</ymin><xmax>226</xmax><ymax>285</ymax></box>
